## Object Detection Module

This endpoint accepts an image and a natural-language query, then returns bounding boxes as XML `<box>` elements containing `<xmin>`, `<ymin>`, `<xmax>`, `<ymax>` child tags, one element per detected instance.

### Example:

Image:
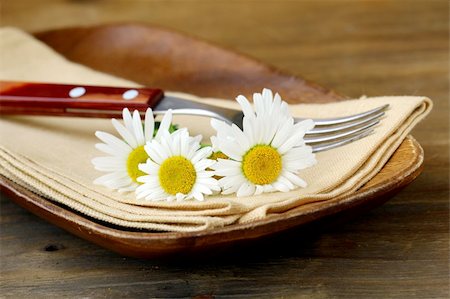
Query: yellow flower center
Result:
<box><xmin>158</xmin><ymin>156</ymin><xmax>197</xmax><ymax>195</ymax></box>
<box><xmin>126</xmin><ymin>145</ymin><xmax>148</xmax><ymax>183</ymax></box>
<box><xmin>242</xmin><ymin>145</ymin><xmax>282</xmax><ymax>185</ymax></box>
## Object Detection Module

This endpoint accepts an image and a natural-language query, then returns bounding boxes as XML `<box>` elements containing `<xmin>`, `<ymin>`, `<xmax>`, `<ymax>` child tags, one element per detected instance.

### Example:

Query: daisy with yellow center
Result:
<box><xmin>92</xmin><ymin>108</ymin><xmax>172</xmax><ymax>192</ymax></box>
<box><xmin>136</xmin><ymin>129</ymin><xmax>220</xmax><ymax>201</ymax></box>
<box><xmin>210</xmin><ymin>88</ymin><xmax>317</xmax><ymax>197</ymax></box>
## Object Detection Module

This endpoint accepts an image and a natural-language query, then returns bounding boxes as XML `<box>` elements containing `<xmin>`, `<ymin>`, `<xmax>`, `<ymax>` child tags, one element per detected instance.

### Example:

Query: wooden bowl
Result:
<box><xmin>0</xmin><ymin>23</ymin><xmax>424</xmax><ymax>258</ymax></box>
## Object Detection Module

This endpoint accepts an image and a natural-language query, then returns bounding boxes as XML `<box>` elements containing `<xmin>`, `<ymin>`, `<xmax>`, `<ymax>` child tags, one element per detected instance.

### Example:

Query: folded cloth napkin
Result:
<box><xmin>0</xmin><ymin>28</ymin><xmax>432</xmax><ymax>232</ymax></box>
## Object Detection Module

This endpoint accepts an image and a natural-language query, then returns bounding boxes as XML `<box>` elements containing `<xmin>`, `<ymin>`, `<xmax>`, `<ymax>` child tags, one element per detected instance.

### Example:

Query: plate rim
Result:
<box><xmin>0</xmin><ymin>136</ymin><xmax>423</xmax><ymax>257</ymax></box>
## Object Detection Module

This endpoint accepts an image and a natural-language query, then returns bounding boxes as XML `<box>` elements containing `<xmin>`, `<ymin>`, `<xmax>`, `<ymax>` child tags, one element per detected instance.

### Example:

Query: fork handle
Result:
<box><xmin>0</xmin><ymin>81</ymin><xmax>164</xmax><ymax>118</ymax></box>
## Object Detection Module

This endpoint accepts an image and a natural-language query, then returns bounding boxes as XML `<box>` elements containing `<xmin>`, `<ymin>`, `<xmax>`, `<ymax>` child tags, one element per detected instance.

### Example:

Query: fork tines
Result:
<box><xmin>301</xmin><ymin>104</ymin><xmax>389</xmax><ymax>153</ymax></box>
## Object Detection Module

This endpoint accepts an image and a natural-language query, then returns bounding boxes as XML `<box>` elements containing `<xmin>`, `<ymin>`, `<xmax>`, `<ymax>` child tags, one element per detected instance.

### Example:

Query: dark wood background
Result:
<box><xmin>1</xmin><ymin>0</ymin><xmax>448</xmax><ymax>298</ymax></box>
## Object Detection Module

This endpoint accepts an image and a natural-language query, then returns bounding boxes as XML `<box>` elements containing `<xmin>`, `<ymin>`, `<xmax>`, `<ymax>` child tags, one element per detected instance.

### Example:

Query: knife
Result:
<box><xmin>0</xmin><ymin>81</ymin><xmax>242</xmax><ymax>124</ymax></box>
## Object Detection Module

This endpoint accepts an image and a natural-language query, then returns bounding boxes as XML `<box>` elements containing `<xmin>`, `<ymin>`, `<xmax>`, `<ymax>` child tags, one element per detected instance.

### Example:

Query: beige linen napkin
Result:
<box><xmin>0</xmin><ymin>28</ymin><xmax>432</xmax><ymax>232</ymax></box>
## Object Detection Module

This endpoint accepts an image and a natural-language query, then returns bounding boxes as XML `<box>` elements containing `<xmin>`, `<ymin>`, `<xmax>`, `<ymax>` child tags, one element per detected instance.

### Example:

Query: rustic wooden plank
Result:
<box><xmin>1</xmin><ymin>0</ymin><xmax>448</xmax><ymax>298</ymax></box>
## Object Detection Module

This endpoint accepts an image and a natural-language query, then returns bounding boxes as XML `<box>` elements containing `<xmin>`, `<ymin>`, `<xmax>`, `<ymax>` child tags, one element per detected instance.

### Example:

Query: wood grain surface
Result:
<box><xmin>1</xmin><ymin>0</ymin><xmax>448</xmax><ymax>298</ymax></box>
<box><xmin>0</xmin><ymin>21</ymin><xmax>428</xmax><ymax>259</ymax></box>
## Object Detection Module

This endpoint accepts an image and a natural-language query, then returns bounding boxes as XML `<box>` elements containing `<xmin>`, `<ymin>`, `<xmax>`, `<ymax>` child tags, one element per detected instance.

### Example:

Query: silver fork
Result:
<box><xmin>153</xmin><ymin>96</ymin><xmax>389</xmax><ymax>153</ymax></box>
<box><xmin>0</xmin><ymin>82</ymin><xmax>387</xmax><ymax>153</ymax></box>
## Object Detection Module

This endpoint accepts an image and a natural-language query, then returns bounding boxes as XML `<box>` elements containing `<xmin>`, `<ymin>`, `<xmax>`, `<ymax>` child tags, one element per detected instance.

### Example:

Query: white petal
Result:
<box><xmin>132</xmin><ymin>110</ymin><xmax>145</xmax><ymax>145</ymax></box>
<box><xmin>219</xmin><ymin>174</ymin><xmax>245</xmax><ymax>189</ymax></box>
<box><xmin>102</xmin><ymin>178</ymin><xmax>128</xmax><ymax>189</ymax></box>
<box><xmin>214</xmin><ymin>166</ymin><xmax>241</xmax><ymax>177</ymax></box>
<box><xmin>122</xmin><ymin>108</ymin><xmax>134</xmax><ymax>133</ymax></box>
<box><xmin>271</xmin><ymin>118</ymin><xmax>294</xmax><ymax>148</ymax></box>
<box><xmin>136</xmin><ymin>186</ymin><xmax>157</xmax><ymax>199</ymax></box>
<box><xmin>211</xmin><ymin>119</ymin><xmax>234</xmax><ymax>140</ymax></box>
<box><xmin>222</xmin><ymin>182</ymin><xmax>242</xmax><ymax>195</ymax></box>
<box><xmin>136</xmin><ymin>176</ymin><xmax>158</xmax><ymax>187</ymax></box>
<box><xmin>176</xmin><ymin>193</ymin><xmax>186</xmax><ymax>201</ymax></box>
<box><xmin>139</xmin><ymin>177</ymin><xmax>159</xmax><ymax>188</ymax></box>
<box><xmin>93</xmin><ymin>164</ymin><xmax>124</xmax><ymax>172</ymax></box>
<box><xmin>172</xmin><ymin>130</ymin><xmax>181</xmax><ymax>156</ymax></box>
<box><xmin>272</xmin><ymin>93</ymin><xmax>282</xmax><ymax>111</ymax></box>
<box><xmin>159</xmin><ymin>132</ymin><xmax>173</xmax><ymax>157</ymax></box>
<box><xmin>95</xmin><ymin>131</ymin><xmax>132</xmax><ymax>154</ymax></box>
<box><xmin>261</xmin><ymin>88</ymin><xmax>273</xmax><ymax>114</ymax></box>
<box><xmin>138</xmin><ymin>160</ymin><xmax>160</xmax><ymax>174</ymax></box>
<box><xmin>230</xmin><ymin>124</ymin><xmax>250</xmax><ymax>153</ymax></box>
<box><xmin>259</xmin><ymin>117</ymin><xmax>272</xmax><ymax>144</ymax></box>
<box><xmin>93</xmin><ymin>171</ymin><xmax>128</xmax><ymax>185</ymax></box>
<box><xmin>118</xmin><ymin>185</ymin><xmax>137</xmax><ymax>193</ymax></box>
<box><xmin>263</xmin><ymin>114</ymin><xmax>280</xmax><ymax>144</ymax></box>
<box><xmin>253</xmin><ymin>117</ymin><xmax>264</xmax><ymax>144</ymax></box>
<box><xmin>273</xmin><ymin>181</ymin><xmax>290</xmax><ymax>192</ymax></box>
<box><xmin>194</xmin><ymin>159</ymin><xmax>215</xmax><ymax>171</ymax></box>
<box><xmin>196</xmin><ymin>171</ymin><xmax>215</xmax><ymax>178</ymax></box>
<box><xmin>283</xmin><ymin>155</ymin><xmax>317</xmax><ymax>171</ymax></box>
<box><xmin>295</xmin><ymin>119</ymin><xmax>315</xmax><ymax>132</ymax></box>
<box><xmin>278</xmin><ymin>134</ymin><xmax>303</xmax><ymax>154</ymax></box>
<box><xmin>186</xmin><ymin>141</ymin><xmax>201</xmax><ymax>160</ymax></box>
<box><xmin>237</xmin><ymin>182</ymin><xmax>255</xmax><ymax>197</ymax></box>
<box><xmin>283</xmin><ymin>171</ymin><xmax>308</xmax><ymax>188</ymax></box>
<box><xmin>277</xmin><ymin>175</ymin><xmax>295</xmax><ymax>190</ymax></box>
<box><xmin>139</xmin><ymin>189</ymin><xmax>162</xmax><ymax>200</ymax></box>
<box><xmin>254</xmin><ymin>185</ymin><xmax>264</xmax><ymax>195</ymax></box>
<box><xmin>180</xmin><ymin>132</ymin><xmax>191</xmax><ymax>157</ymax></box>
<box><xmin>150</xmin><ymin>140</ymin><xmax>169</xmax><ymax>161</ymax></box>
<box><xmin>236</xmin><ymin>95</ymin><xmax>255</xmax><ymax>118</ymax></box>
<box><xmin>278</xmin><ymin>122</ymin><xmax>314</xmax><ymax>154</ymax></box>
<box><xmin>211</xmin><ymin>158</ymin><xmax>241</xmax><ymax>169</ymax></box>
<box><xmin>144</xmin><ymin>108</ymin><xmax>155</xmax><ymax>141</ymax></box>
<box><xmin>192</xmin><ymin>191</ymin><xmax>204</xmax><ymax>201</ymax></box>
<box><xmin>145</xmin><ymin>189</ymin><xmax>167</xmax><ymax>201</ymax></box>
<box><xmin>112</xmin><ymin>118</ymin><xmax>138</xmax><ymax>148</ymax></box>
<box><xmin>136</xmin><ymin>182</ymin><xmax>150</xmax><ymax>193</ymax></box>
<box><xmin>144</xmin><ymin>143</ymin><xmax>164</xmax><ymax>164</ymax></box>
<box><xmin>283</xmin><ymin>146</ymin><xmax>314</xmax><ymax>162</ymax></box>
<box><xmin>197</xmin><ymin>177</ymin><xmax>220</xmax><ymax>190</ymax></box>
<box><xmin>281</xmin><ymin>101</ymin><xmax>290</xmax><ymax>116</ymax></box>
<box><xmin>155</xmin><ymin>109</ymin><xmax>172</xmax><ymax>140</ymax></box>
<box><xmin>210</xmin><ymin>135</ymin><xmax>220</xmax><ymax>151</ymax></box>
<box><xmin>191</xmin><ymin>147</ymin><xmax>213</xmax><ymax>164</ymax></box>
<box><xmin>219</xmin><ymin>142</ymin><xmax>243</xmax><ymax>161</ymax></box>
<box><xmin>263</xmin><ymin>184</ymin><xmax>276</xmax><ymax>193</ymax></box>
<box><xmin>95</xmin><ymin>143</ymin><xmax>124</xmax><ymax>157</ymax></box>
<box><xmin>192</xmin><ymin>183</ymin><xmax>213</xmax><ymax>195</ymax></box>
<box><xmin>242</xmin><ymin>116</ymin><xmax>256</xmax><ymax>146</ymax></box>
<box><xmin>103</xmin><ymin>176</ymin><xmax>132</xmax><ymax>189</ymax></box>
<box><xmin>253</xmin><ymin>92</ymin><xmax>264</xmax><ymax>115</ymax></box>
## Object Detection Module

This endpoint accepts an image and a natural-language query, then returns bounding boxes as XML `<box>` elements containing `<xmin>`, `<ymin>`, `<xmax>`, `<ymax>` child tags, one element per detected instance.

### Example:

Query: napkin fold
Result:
<box><xmin>0</xmin><ymin>28</ymin><xmax>432</xmax><ymax>232</ymax></box>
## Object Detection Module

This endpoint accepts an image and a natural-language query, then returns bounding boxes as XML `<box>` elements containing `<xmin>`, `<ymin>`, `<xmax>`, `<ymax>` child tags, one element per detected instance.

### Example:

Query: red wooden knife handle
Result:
<box><xmin>0</xmin><ymin>81</ymin><xmax>164</xmax><ymax>118</ymax></box>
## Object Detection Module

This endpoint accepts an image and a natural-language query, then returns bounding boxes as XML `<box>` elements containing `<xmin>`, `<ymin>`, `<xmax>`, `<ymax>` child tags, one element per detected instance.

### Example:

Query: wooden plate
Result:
<box><xmin>0</xmin><ymin>24</ymin><xmax>424</xmax><ymax>258</ymax></box>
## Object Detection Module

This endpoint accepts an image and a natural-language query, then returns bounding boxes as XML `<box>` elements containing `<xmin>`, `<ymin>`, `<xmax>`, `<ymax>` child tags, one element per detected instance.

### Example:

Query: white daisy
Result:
<box><xmin>92</xmin><ymin>108</ymin><xmax>172</xmax><ymax>192</ymax></box>
<box><xmin>136</xmin><ymin>128</ymin><xmax>220</xmax><ymax>201</ymax></box>
<box><xmin>210</xmin><ymin>88</ymin><xmax>317</xmax><ymax>197</ymax></box>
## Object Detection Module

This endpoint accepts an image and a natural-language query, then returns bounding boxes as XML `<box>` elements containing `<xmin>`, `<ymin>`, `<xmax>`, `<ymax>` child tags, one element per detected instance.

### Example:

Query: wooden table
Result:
<box><xmin>1</xmin><ymin>1</ymin><xmax>448</xmax><ymax>298</ymax></box>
